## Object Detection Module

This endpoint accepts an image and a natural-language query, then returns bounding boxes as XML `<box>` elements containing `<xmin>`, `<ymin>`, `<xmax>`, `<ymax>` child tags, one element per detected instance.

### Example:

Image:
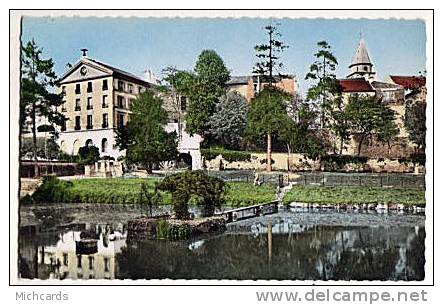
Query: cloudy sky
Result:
<box><xmin>21</xmin><ymin>16</ymin><xmax>426</xmax><ymax>95</ymax></box>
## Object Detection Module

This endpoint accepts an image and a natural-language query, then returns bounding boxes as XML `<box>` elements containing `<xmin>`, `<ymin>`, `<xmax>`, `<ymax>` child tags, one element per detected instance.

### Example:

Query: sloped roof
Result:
<box><xmin>60</xmin><ymin>57</ymin><xmax>156</xmax><ymax>87</ymax></box>
<box><xmin>227</xmin><ymin>76</ymin><xmax>250</xmax><ymax>85</ymax></box>
<box><xmin>371</xmin><ymin>81</ymin><xmax>403</xmax><ymax>89</ymax></box>
<box><xmin>338</xmin><ymin>78</ymin><xmax>374</xmax><ymax>92</ymax></box>
<box><xmin>390</xmin><ymin>76</ymin><xmax>426</xmax><ymax>90</ymax></box>
<box><xmin>350</xmin><ymin>38</ymin><xmax>372</xmax><ymax>67</ymax></box>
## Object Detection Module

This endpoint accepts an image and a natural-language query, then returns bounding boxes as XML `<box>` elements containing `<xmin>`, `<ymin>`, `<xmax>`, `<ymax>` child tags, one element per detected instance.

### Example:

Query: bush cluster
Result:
<box><xmin>201</xmin><ymin>148</ymin><xmax>251</xmax><ymax>162</ymax></box>
<box><xmin>321</xmin><ymin>155</ymin><xmax>368</xmax><ymax>170</ymax></box>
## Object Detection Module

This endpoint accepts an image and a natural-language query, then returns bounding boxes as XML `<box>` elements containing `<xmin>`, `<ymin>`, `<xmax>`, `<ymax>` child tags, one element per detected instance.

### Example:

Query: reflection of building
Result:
<box><xmin>227</xmin><ymin>75</ymin><xmax>297</xmax><ymax>102</ymax></box>
<box><xmin>57</xmin><ymin>51</ymin><xmax>156</xmax><ymax>159</ymax></box>
<box><xmin>37</xmin><ymin>226</ymin><xmax>126</xmax><ymax>280</ymax></box>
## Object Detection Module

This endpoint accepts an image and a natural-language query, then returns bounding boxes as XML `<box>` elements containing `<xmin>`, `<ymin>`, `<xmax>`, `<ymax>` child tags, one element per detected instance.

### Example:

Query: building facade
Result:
<box><xmin>57</xmin><ymin>55</ymin><xmax>155</xmax><ymax>159</ymax></box>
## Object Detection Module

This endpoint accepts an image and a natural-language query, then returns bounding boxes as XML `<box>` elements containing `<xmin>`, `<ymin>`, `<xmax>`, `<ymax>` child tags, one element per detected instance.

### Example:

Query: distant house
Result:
<box><xmin>227</xmin><ymin>74</ymin><xmax>297</xmax><ymax>102</ymax></box>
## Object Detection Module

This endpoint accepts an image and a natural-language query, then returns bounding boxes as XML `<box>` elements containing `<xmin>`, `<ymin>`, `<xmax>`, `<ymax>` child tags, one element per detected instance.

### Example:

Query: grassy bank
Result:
<box><xmin>26</xmin><ymin>177</ymin><xmax>276</xmax><ymax>207</ymax></box>
<box><xmin>281</xmin><ymin>185</ymin><xmax>425</xmax><ymax>206</ymax></box>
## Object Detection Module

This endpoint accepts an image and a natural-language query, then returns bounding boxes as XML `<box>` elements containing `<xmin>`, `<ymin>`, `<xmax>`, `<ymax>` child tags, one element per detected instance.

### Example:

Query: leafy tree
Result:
<box><xmin>78</xmin><ymin>144</ymin><xmax>100</xmax><ymax>165</ymax></box>
<box><xmin>209</xmin><ymin>91</ymin><xmax>248</xmax><ymax>149</ymax></box>
<box><xmin>282</xmin><ymin>102</ymin><xmax>325</xmax><ymax>160</ymax></box>
<box><xmin>345</xmin><ymin>94</ymin><xmax>399</xmax><ymax>156</ymax></box>
<box><xmin>185</xmin><ymin>50</ymin><xmax>231</xmax><ymax>136</ymax></box>
<box><xmin>21</xmin><ymin>39</ymin><xmax>66</xmax><ymax>175</ymax></box>
<box><xmin>156</xmin><ymin>170</ymin><xmax>226</xmax><ymax>219</ymax></box>
<box><xmin>305</xmin><ymin>41</ymin><xmax>340</xmax><ymax>129</ymax></box>
<box><xmin>253</xmin><ymin>23</ymin><xmax>289</xmax><ymax>84</ymax></box>
<box><xmin>404</xmin><ymin>100</ymin><xmax>426</xmax><ymax>150</ymax></box>
<box><xmin>115</xmin><ymin>91</ymin><xmax>178</xmax><ymax>173</ymax></box>
<box><xmin>245</xmin><ymin>87</ymin><xmax>293</xmax><ymax>171</ymax></box>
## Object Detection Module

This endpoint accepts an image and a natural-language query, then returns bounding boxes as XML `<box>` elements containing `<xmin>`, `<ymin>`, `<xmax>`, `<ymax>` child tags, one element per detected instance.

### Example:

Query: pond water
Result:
<box><xmin>18</xmin><ymin>206</ymin><xmax>425</xmax><ymax>281</ymax></box>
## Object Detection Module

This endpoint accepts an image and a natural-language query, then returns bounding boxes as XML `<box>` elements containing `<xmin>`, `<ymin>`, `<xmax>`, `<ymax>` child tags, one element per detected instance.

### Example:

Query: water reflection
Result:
<box><xmin>19</xmin><ymin>217</ymin><xmax>425</xmax><ymax>281</ymax></box>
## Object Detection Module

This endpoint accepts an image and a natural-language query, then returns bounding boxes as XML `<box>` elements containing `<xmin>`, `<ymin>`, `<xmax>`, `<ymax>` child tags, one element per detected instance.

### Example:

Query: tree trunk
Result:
<box><xmin>145</xmin><ymin>162</ymin><xmax>153</xmax><ymax>175</ymax></box>
<box><xmin>32</xmin><ymin>101</ymin><xmax>39</xmax><ymax>177</ymax></box>
<box><xmin>267</xmin><ymin>132</ymin><xmax>272</xmax><ymax>172</ymax></box>
<box><xmin>357</xmin><ymin>135</ymin><xmax>366</xmax><ymax>156</ymax></box>
<box><xmin>339</xmin><ymin>136</ymin><xmax>344</xmax><ymax>155</ymax></box>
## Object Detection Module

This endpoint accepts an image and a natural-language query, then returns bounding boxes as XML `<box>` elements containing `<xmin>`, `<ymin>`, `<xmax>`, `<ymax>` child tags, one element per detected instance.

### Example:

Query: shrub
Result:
<box><xmin>321</xmin><ymin>155</ymin><xmax>368</xmax><ymax>170</ymax></box>
<box><xmin>32</xmin><ymin>176</ymin><xmax>73</xmax><ymax>203</ymax></box>
<box><xmin>201</xmin><ymin>148</ymin><xmax>251</xmax><ymax>162</ymax></box>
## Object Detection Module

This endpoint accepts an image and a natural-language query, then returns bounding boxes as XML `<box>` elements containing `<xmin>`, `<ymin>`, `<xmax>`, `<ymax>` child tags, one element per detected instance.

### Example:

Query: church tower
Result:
<box><xmin>347</xmin><ymin>37</ymin><xmax>376</xmax><ymax>80</ymax></box>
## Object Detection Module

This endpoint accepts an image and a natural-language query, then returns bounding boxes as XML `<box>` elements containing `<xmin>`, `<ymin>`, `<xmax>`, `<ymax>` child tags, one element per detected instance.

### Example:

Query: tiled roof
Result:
<box><xmin>338</xmin><ymin>78</ymin><xmax>374</xmax><ymax>93</ymax></box>
<box><xmin>390</xmin><ymin>76</ymin><xmax>426</xmax><ymax>90</ymax></box>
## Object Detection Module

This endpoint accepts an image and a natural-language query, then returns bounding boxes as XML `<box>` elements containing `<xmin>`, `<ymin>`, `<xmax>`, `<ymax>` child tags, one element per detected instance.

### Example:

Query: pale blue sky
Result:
<box><xmin>21</xmin><ymin>17</ymin><xmax>426</xmax><ymax>95</ymax></box>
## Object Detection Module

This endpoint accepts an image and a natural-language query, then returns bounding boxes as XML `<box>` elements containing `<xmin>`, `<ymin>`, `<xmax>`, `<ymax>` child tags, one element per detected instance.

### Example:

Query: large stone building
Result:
<box><xmin>57</xmin><ymin>52</ymin><xmax>203</xmax><ymax>169</ymax></box>
<box><xmin>57</xmin><ymin>53</ymin><xmax>156</xmax><ymax>159</ymax></box>
<box><xmin>337</xmin><ymin>37</ymin><xmax>426</xmax><ymax>158</ymax></box>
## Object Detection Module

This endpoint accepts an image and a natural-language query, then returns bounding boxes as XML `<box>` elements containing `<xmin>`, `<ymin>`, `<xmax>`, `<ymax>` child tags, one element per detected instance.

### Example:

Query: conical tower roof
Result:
<box><xmin>350</xmin><ymin>38</ymin><xmax>372</xmax><ymax>67</ymax></box>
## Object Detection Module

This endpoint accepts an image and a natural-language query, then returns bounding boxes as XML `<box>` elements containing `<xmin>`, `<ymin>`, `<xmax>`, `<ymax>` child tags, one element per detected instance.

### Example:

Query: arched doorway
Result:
<box><xmin>177</xmin><ymin>153</ymin><xmax>192</xmax><ymax>169</ymax></box>
<box><xmin>101</xmin><ymin>138</ymin><xmax>108</xmax><ymax>153</ymax></box>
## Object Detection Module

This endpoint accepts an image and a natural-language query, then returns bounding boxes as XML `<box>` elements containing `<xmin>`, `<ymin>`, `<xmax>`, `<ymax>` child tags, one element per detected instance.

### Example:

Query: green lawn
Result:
<box><xmin>29</xmin><ymin>177</ymin><xmax>425</xmax><ymax>207</ymax></box>
<box><xmin>281</xmin><ymin>185</ymin><xmax>425</xmax><ymax>206</ymax></box>
<box><xmin>224</xmin><ymin>182</ymin><xmax>276</xmax><ymax>207</ymax></box>
<box><xmin>30</xmin><ymin>177</ymin><xmax>276</xmax><ymax>207</ymax></box>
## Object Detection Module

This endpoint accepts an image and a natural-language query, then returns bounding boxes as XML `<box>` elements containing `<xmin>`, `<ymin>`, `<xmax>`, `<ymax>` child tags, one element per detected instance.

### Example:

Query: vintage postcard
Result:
<box><xmin>9</xmin><ymin>10</ymin><xmax>433</xmax><ymax>289</ymax></box>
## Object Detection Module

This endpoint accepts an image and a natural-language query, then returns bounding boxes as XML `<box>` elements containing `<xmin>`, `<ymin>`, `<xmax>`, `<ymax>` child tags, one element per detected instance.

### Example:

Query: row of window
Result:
<box><xmin>68</xmin><ymin>95</ymin><xmax>109</xmax><ymax>112</ymax></box>
<box><xmin>72</xmin><ymin>113</ymin><xmax>124</xmax><ymax>130</ymax></box>
<box><xmin>62</xmin><ymin>80</ymin><xmax>145</xmax><ymax>95</ymax></box>
<box><xmin>63</xmin><ymin>95</ymin><xmax>133</xmax><ymax>112</ymax></box>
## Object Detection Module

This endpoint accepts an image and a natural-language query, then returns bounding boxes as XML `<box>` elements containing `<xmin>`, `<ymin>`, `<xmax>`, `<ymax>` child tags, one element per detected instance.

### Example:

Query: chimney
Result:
<box><xmin>81</xmin><ymin>48</ymin><xmax>88</xmax><ymax>57</ymax></box>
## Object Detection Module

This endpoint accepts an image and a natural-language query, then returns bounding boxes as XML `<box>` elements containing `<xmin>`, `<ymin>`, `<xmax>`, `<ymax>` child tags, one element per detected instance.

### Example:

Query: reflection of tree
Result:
<box><xmin>332</xmin><ymin>228</ymin><xmax>400</xmax><ymax>281</ymax></box>
<box><xmin>405</xmin><ymin>227</ymin><xmax>425</xmax><ymax>280</ymax></box>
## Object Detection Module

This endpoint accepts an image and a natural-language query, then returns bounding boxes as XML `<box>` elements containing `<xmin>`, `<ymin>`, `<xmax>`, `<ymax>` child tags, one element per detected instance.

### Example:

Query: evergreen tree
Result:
<box><xmin>305</xmin><ymin>41</ymin><xmax>340</xmax><ymax>129</ymax></box>
<box><xmin>252</xmin><ymin>22</ymin><xmax>290</xmax><ymax>171</ymax></box>
<box><xmin>21</xmin><ymin>39</ymin><xmax>65</xmax><ymax>175</ymax></box>
<box><xmin>253</xmin><ymin>23</ymin><xmax>289</xmax><ymax>84</ymax></box>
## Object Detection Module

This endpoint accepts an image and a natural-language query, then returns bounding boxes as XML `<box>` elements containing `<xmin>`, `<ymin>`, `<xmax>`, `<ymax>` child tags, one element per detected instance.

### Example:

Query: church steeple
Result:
<box><xmin>347</xmin><ymin>37</ymin><xmax>376</xmax><ymax>80</ymax></box>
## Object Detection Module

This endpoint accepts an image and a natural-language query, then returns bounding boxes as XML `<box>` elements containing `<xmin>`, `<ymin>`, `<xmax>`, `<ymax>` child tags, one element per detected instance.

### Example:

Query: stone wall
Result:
<box><xmin>204</xmin><ymin>152</ymin><xmax>424</xmax><ymax>173</ymax></box>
